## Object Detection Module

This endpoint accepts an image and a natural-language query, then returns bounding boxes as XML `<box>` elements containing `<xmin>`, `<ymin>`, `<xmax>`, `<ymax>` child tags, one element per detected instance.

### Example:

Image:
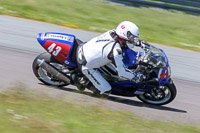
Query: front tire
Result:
<box><xmin>32</xmin><ymin>52</ymin><xmax>68</xmax><ymax>86</ymax></box>
<box><xmin>137</xmin><ymin>82</ymin><xmax>177</xmax><ymax>105</ymax></box>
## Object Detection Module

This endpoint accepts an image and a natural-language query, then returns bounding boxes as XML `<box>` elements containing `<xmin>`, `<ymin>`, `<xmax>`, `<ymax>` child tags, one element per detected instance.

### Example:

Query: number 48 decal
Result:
<box><xmin>48</xmin><ymin>43</ymin><xmax>62</xmax><ymax>56</ymax></box>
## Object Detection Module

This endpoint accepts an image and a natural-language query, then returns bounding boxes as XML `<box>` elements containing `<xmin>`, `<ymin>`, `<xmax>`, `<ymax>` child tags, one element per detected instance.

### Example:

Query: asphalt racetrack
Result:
<box><xmin>0</xmin><ymin>15</ymin><xmax>200</xmax><ymax>126</ymax></box>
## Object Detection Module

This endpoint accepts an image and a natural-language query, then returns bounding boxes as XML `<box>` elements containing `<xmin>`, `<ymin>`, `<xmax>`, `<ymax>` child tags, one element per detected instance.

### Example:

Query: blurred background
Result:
<box><xmin>0</xmin><ymin>0</ymin><xmax>200</xmax><ymax>132</ymax></box>
<box><xmin>0</xmin><ymin>0</ymin><xmax>200</xmax><ymax>51</ymax></box>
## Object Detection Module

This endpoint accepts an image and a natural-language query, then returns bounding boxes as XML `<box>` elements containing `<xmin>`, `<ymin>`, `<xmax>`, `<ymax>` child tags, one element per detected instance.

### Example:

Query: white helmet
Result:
<box><xmin>116</xmin><ymin>21</ymin><xmax>139</xmax><ymax>49</ymax></box>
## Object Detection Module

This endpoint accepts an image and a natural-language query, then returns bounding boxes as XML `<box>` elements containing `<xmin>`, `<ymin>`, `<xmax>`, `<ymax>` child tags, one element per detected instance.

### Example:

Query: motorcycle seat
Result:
<box><xmin>71</xmin><ymin>38</ymin><xmax>84</xmax><ymax>63</ymax></box>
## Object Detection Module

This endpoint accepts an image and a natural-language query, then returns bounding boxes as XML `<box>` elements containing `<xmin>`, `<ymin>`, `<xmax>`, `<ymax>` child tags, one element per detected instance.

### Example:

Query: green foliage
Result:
<box><xmin>0</xmin><ymin>86</ymin><xmax>200</xmax><ymax>133</ymax></box>
<box><xmin>0</xmin><ymin>0</ymin><xmax>200</xmax><ymax>51</ymax></box>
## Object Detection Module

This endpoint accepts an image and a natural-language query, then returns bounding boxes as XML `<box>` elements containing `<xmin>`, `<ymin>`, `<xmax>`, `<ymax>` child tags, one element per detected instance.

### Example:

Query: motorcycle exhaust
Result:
<box><xmin>37</xmin><ymin>59</ymin><xmax>71</xmax><ymax>84</ymax></box>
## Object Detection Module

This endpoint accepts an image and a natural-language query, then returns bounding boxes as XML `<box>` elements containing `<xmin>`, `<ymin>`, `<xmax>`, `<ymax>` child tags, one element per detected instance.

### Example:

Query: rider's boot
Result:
<box><xmin>71</xmin><ymin>73</ymin><xmax>86</xmax><ymax>91</ymax></box>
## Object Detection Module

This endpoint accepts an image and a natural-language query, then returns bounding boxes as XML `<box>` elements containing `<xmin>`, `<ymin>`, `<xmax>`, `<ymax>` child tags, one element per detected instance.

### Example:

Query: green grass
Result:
<box><xmin>0</xmin><ymin>86</ymin><xmax>200</xmax><ymax>133</ymax></box>
<box><xmin>0</xmin><ymin>0</ymin><xmax>200</xmax><ymax>51</ymax></box>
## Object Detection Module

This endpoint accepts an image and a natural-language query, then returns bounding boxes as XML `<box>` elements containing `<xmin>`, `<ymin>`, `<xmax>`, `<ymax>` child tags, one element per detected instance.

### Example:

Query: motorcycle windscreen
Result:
<box><xmin>37</xmin><ymin>32</ymin><xmax>75</xmax><ymax>63</ymax></box>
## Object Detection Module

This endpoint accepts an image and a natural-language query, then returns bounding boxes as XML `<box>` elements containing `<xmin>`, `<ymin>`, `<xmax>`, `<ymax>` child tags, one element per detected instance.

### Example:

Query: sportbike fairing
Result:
<box><xmin>109</xmin><ymin>45</ymin><xmax>173</xmax><ymax>96</ymax></box>
<box><xmin>37</xmin><ymin>32</ymin><xmax>77</xmax><ymax>67</ymax></box>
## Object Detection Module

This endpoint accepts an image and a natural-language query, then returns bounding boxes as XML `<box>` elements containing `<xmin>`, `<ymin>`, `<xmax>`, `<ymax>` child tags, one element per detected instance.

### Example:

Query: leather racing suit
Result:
<box><xmin>76</xmin><ymin>30</ymin><xmax>136</xmax><ymax>94</ymax></box>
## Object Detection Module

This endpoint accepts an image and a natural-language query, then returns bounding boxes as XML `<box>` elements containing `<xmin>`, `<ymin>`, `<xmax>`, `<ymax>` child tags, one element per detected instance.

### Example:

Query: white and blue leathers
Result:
<box><xmin>77</xmin><ymin>30</ymin><xmax>136</xmax><ymax>94</ymax></box>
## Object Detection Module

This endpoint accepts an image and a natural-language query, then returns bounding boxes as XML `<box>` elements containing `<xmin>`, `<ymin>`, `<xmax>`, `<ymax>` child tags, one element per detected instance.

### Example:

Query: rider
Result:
<box><xmin>76</xmin><ymin>21</ymin><xmax>149</xmax><ymax>95</ymax></box>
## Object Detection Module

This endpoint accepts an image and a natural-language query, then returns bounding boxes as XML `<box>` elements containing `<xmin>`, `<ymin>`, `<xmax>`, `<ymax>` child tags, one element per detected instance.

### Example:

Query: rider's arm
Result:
<box><xmin>112</xmin><ymin>44</ymin><xmax>135</xmax><ymax>80</ymax></box>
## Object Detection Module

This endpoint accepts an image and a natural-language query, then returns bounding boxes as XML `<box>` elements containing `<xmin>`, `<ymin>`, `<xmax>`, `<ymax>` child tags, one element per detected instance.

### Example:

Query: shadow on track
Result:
<box><xmin>107</xmin><ymin>96</ymin><xmax>187</xmax><ymax>113</ymax></box>
<box><xmin>39</xmin><ymin>83</ymin><xmax>187</xmax><ymax>113</ymax></box>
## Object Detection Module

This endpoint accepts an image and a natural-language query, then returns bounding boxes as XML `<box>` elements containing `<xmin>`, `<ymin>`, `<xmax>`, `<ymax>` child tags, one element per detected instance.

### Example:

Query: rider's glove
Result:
<box><xmin>138</xmin><ymin>40</ymin><xmax>150</xmax><ymax>50</ymax></box>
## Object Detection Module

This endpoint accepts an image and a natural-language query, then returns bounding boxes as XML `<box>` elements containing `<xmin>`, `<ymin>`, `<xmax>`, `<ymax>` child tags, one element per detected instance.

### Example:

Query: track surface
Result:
<box><xmin>0</xmin><ymin>15</ymin><xmax>200</xmax><ymax>126</ymax></box>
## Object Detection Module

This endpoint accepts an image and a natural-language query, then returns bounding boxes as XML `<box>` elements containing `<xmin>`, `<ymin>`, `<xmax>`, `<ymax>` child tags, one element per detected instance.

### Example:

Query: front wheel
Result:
<box><xmin>137</xmin><ymin>82</ymin><xmax>177</xmax><ymax>105</ymax></box>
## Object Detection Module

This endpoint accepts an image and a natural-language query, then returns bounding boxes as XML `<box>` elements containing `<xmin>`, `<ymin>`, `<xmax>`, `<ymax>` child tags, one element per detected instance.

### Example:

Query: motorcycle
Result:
<box><xmin>32</xmin><ymin>32</ymin><xmax>177</xmax><ymax>105</ymax></box>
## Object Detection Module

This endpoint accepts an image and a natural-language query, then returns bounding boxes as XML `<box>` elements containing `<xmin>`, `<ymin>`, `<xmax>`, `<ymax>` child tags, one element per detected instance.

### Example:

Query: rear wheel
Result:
<box><xmin>137</xmin><ymin>82</ymin><xmax>177</xmax><ymax>105</ymax></box>
<box><xmin>32</xmin><ymin>52</ymin><xmax>68</xmax><ymax>86</ymax></box>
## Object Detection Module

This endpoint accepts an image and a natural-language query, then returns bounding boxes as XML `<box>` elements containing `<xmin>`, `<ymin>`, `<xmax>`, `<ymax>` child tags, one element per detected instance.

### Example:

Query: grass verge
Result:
<box><xmin>0</xmin><ymin>0</ymin><xmax>200</xmax><ymax>51</ymax></box>
<box><xmin>0</xmin><ymin>86</ymin><xmax>200</xmax><ymax>133</ymax></box>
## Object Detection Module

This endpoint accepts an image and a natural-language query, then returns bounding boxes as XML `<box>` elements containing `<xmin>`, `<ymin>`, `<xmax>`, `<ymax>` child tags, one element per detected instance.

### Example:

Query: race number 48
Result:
<box><xmin>48</xmin><ymin>43</ymin><xmax>62</xmax><ymax>56</ymax></box>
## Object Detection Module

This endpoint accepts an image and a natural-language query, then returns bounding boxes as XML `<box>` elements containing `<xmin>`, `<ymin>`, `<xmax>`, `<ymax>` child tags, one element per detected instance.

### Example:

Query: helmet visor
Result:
<box><xmin>127</xmin><ymin>31</ymin><xmax>139</xmax><ymax>45</ymax></box>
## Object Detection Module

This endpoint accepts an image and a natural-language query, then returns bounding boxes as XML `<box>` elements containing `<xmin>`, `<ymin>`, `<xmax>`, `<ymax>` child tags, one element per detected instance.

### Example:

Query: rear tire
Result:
<box><xmin>137</xmin><ymin>82</ymin><xmax>177</xmax><ymax>105</ymax></box>
<box><xmin>32</xmin><ymin>52</ymin><xmax>68</xmax><ymax>86</ymax></box>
